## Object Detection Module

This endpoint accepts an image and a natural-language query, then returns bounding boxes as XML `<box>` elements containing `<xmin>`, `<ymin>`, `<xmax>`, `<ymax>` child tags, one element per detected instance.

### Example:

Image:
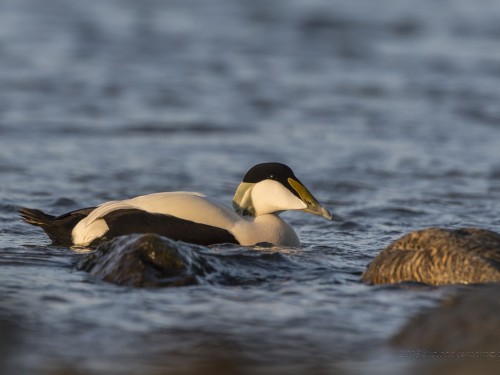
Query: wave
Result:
<box><xmin>76</xmin><ymin>233</ymin><xmax>302</xmax><ymax>288</ymax></box>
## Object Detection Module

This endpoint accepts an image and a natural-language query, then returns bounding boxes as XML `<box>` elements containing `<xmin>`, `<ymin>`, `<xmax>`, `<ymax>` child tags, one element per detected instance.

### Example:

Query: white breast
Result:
<box><xmin>233</xmin><ymin>214</ymin><xmax>300</xmax><ymax>247</ymax></box>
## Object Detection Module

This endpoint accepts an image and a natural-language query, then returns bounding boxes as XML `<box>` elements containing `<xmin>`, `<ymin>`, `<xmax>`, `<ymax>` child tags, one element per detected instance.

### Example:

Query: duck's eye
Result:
<box><xmin>269</xmin><ymin>174</ymin><xmax>275</xmax><ymax>180</ymax></box>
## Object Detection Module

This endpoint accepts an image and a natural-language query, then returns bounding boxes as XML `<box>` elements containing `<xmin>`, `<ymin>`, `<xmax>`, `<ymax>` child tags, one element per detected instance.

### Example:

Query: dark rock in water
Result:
<box><xmin>391</xmin><ymin>285</ymin><xmax>500</xmax><ymax>375</ymax></box>
<box><xmin>77</xmin><ymin>234</ymin><xmax>214</xmax><ymax>287</ymax></box>
<box><xmin>0</xmin><ymin>317</ymin><xmax>19</xmax><ymax>374</ymax></box>
<box><xmin>362</xmin><ymin>228</ymin><xmax>500</xmax><ymax>285</ymax></box>
<box><xmin>77</xmin><ymin>234</ymin><xmax>301</xmax><ymax>288</ymax></box>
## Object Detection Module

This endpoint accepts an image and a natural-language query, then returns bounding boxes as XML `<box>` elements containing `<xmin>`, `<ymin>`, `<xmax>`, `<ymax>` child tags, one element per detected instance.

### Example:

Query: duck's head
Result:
<box><xmin>232</xmin><ymin>162</ymin><xmax>332</xmax><ymax>220</ymax></box>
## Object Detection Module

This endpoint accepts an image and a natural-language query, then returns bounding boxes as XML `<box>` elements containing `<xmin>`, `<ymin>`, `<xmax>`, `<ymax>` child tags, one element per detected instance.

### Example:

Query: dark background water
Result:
<box><xmin>1</xmin><ymin>0</ymin><xmax>500</xmax><ymax>374</ymax></box>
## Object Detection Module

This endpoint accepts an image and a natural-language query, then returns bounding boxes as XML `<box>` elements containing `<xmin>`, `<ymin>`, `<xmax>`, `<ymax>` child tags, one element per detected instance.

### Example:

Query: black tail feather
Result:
<box><xmin>19</xmin><ymin>206</ymin><xmax>95</xmax><ymax>246</ymax></box>
<box><xmin>19</xmin><ymin>207</ymin><xmax>56</xmax><ymax>226</ymax></box>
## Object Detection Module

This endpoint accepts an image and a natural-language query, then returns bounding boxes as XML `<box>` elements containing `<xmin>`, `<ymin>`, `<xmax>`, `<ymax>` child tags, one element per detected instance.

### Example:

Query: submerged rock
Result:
<box><xmin>362</xmin><ymin>228</ymin><xmax>500</xmax><ymax>285</ymax></box>
<box><xmin>76</xmin><ymin>233</ymin><xmax>303</xmax><ymax>288</ymax></box>
<box><xmin>391</xmin><ymin>285</ymin><xmax>500</xmax><ymax>375</ymax></box>
<box><xmin>77</xmin><ymin>234</ymin><xmax>214</xmax><ymax>287</ymax></box>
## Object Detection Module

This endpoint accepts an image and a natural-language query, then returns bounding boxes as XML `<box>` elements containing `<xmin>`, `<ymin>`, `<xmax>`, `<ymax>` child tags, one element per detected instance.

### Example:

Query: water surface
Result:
<box><xmin>1</xmin><ymin>0</ymin><xmax>500</xmax><ymax>374</ymax></box>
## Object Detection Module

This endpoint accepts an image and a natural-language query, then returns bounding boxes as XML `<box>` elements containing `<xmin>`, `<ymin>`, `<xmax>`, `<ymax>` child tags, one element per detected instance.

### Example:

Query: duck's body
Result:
<box><xmin>20</xmin><ymin>163</ymin><xmax>332</xmax><ymax>247</ymax></box>
<box><xmin>362</xmin><ymin>227</ymin><xmax>500</xmax><ymax>285</ymax></box>
<box><xmin>70</xmin><ymin>192</ymin><xmax>300</xmax><ymax>247</ymax></box>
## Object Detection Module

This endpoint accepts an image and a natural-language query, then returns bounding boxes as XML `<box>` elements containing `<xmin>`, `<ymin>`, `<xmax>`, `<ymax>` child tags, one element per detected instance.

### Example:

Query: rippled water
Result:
<box><xmin>2</xmin><ymin>0</ymin><xmax>500</xmax><ymax>374</ymax></box>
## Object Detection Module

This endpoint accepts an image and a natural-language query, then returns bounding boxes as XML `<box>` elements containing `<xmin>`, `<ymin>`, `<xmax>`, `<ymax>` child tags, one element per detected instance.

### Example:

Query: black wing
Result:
<box><xmin>101</xmin><ymin>208</ymin><xmax>239</xmax><ymax>246</ymax></box>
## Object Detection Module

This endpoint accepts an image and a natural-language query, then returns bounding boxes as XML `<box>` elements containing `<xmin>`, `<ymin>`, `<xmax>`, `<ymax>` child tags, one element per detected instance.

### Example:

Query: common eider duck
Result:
<box><xmin>362</xmin><ymin>227</ymin><xmax>500</xmax><ymax>285</ymax></box>
<box><xmin>19</xmin><ymin>162</ymin><xmax>332</xmax><ymax>247</ymax></box>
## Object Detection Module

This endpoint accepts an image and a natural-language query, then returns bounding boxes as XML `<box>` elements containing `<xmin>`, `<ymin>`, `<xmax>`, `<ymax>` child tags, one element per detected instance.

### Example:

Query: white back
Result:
<box><xmin>84</xmin><ymin>192</ymin><xmax>242</xmax><ymax>229</ymax></box>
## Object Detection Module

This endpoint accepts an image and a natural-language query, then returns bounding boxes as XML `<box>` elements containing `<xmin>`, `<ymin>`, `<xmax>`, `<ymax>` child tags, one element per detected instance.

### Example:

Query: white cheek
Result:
<box><xmin>251</xmin><ymin>180</ymin><xmax>306</xmax><ymax>215</ymax></box>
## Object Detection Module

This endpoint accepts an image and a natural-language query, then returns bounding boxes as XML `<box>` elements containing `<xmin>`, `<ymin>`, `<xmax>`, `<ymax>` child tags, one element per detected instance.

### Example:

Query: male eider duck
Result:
<box><xmin>362</xmin><ymin>227</ymin><xmax>500</xmax><ymax>285</ymax></box>
<box><xmin>19</xmin><ymin>162</ymin><xmax>332</xmax><ymax>247</ymax></box>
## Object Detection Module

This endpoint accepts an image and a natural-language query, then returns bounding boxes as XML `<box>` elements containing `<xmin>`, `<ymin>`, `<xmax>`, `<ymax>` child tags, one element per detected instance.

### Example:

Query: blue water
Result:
<box><xmin>1</xmin><ymin>0</ymin><xmax>500</xmax><ymax>374</ymax></box>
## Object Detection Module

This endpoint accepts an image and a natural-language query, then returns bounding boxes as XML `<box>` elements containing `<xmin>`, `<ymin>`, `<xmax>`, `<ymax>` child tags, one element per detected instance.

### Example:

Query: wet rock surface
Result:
<box><xmin>77</xmin><ymin>234</ymin><xmax>213</xmax><ymax>287</ymax></box>
<box><xmin>76</xmin><ymin>233</ymin><xmax>307</xmax><ymax>290</ymax></box>
<box><xmin>391</xmin><ymin>285</ymin><xmax>500</xmax><ymax>375</ymax></box>
<box><xmin>362</xmin><ymin>228</ymin><xmax>500</xmax><ymax>285</ymax></box>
